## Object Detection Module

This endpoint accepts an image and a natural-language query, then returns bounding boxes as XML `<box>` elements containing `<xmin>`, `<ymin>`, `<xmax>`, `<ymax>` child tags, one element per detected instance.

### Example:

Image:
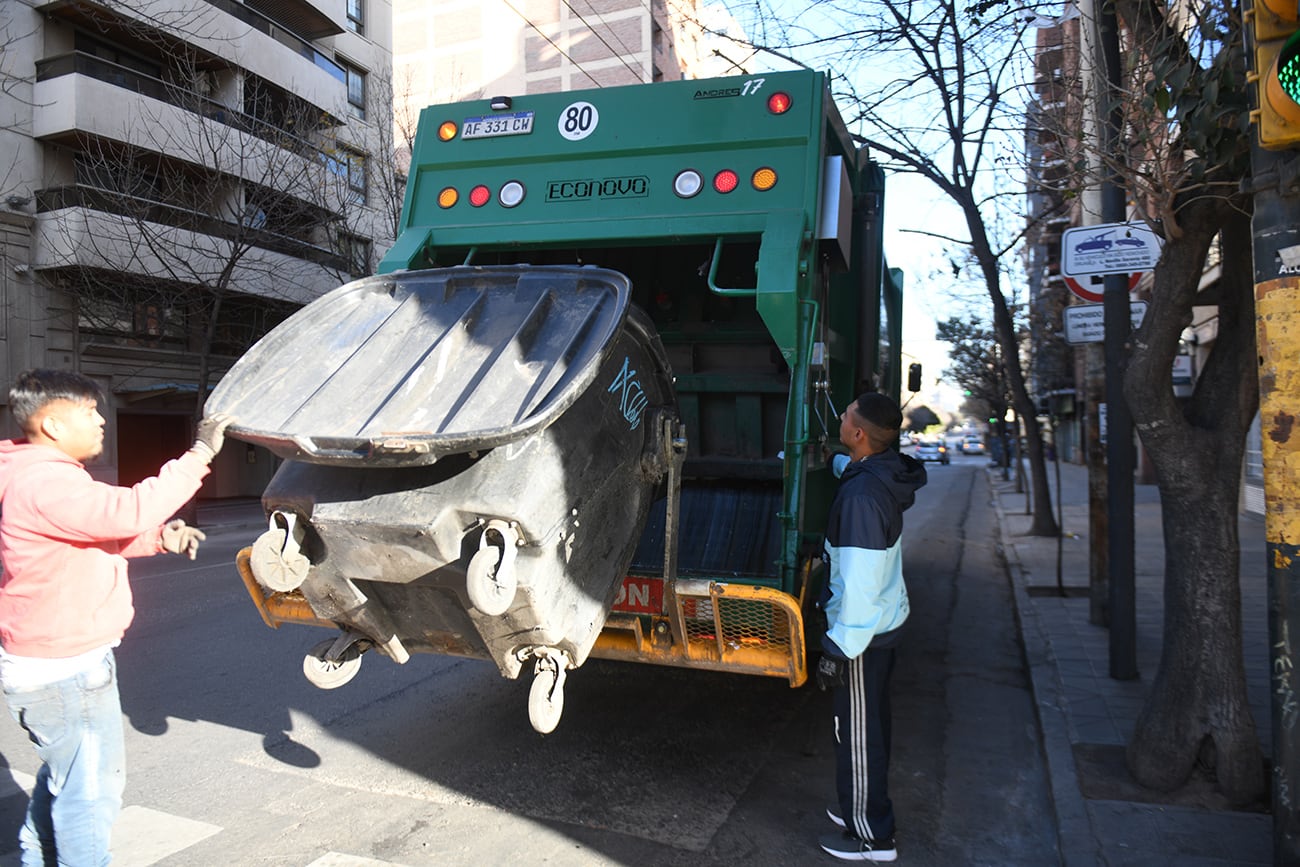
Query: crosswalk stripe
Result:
<box><xmin>112</xmin><ymin>805</ymin><xmax>222</xmax><ymax>866</ymax></box>
<box><xmin>306</xmin><ymin>855</ymin><xmax>410</xmax><ymax>867</ymax></box>
<box><xmin>0</xmin><ymin>782</ymin><xmax>407</xmax><ymax>867</ymax></box>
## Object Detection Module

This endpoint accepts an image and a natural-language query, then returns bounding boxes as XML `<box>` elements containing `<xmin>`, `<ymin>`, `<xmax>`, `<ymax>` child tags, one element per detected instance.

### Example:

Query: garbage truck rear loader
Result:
<box><xmin>212</xmin><ymin>69</ymin><xmax>904</xmax><ymax>732</ymax></box>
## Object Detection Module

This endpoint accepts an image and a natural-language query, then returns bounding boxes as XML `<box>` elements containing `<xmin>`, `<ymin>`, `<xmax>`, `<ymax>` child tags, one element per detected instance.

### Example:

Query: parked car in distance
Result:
<box><xmin>960</xmin><ymin>436</ymin><xmax>985</xmax><ymax>455</ymax></box>
<box><xmin>915</xmin><ymin>437</ymin><xmax>949</xmax><ymax>465</ymax></box>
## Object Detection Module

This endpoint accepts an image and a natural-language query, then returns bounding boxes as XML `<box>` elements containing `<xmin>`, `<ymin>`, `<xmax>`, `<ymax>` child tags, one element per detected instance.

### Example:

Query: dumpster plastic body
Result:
<box><xmin>209</xmin><ymin>266</ymin><xmax>676</xmax><ymax>690</ymax></box>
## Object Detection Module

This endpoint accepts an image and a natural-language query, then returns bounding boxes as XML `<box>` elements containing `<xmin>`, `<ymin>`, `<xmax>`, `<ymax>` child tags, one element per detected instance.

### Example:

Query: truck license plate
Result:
<box><xmin>462</xmin><ymin>111</ymin><xmax>535</xmax><ymax>139</ymax></box>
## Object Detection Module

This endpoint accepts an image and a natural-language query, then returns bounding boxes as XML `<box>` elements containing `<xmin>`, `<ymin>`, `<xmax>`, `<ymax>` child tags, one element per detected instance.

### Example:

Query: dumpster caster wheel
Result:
<box><xmin>303</xmin><ymin>637</ymin><xmax>363</xmax><ymax>690</ymax></box>
<box><xmin>250</xmin><ymin>512</ymin><xmax>310</xmax><ymax>592</ymax></box>
<box><xmin>467</xmin><ymin>521</ymin><xmax>519</xmax><ymax>616</ymax></box>
<box><xmin>528</xmin><ymin>652</ymin><xmax>568</xmax><ymax>734</ymax></box>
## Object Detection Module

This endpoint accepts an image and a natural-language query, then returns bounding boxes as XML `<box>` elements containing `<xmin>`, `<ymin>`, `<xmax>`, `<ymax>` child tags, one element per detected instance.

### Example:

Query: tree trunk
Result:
<box><xmin>1124</xmin><ymin>198</ymin><xmax>1263</xmax><ymax>804</ymax></box>
<box><xmin>194</xmin><ymin>290</ymin><xmax>224</xmax><ymax>423</ymax></box>
<box><xmin>969</xmin><ymin>213</ymin><xmax>1059</xmax><ymax>536</ymax></box>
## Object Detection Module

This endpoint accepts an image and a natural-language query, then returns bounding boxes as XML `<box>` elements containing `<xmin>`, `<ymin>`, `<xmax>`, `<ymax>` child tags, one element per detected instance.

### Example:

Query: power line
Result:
<box><xmin>498</xmin><ymin>0</ymin><xmax>604</xmax><ymax>87</ymax></box>
<box><xmin>557</xmin><ymin>0</ymin><xmax>645</xmax><ymax>81</ymax></box>
<box><xmin>565</xmin><ymin>0</ymin><xmax>641</xmax><ymax>64</ymax></box>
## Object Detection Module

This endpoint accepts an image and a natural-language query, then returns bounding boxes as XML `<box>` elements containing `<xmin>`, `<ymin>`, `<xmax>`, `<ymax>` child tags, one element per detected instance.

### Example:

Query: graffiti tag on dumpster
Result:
<box><xmin>608</xmin><ymin>356</ymin><xmax>650</xmax><ymax>430</ymax></box>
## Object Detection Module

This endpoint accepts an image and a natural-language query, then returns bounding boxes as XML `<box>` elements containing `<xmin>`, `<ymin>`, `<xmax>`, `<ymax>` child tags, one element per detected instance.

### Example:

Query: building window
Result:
<box><xmin>346</xmin><ymin>0</ymin><xmax>364</xmax><ymax>35</ymax></box>
<box><xmin>339</xmin><ymin>233</ymin><xmax>372</xmax><ymax>277</ymax></box>
<box><xmin>340</xmin><ymin>59</ymin><xmax>366</xmax><ymax>121</ymax></box>
<box><xmin>344</xmin><ymin>149</ymin><xmax>367</xmax><ymax>202</ymax></box>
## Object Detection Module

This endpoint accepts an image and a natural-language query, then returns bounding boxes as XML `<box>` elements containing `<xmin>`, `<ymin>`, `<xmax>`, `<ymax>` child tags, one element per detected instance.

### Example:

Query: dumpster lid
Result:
<box><xmin>207</xmin><ymin>265</ymin><xmax>631</xmax><ymax>466</ymax></box>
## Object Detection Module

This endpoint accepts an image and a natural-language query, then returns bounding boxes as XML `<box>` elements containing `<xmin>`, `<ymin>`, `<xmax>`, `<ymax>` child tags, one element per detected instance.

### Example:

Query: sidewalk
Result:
<box><xmin>990</xmin><ymin>462</ymin><xmax>1272</xmax><ymax>865</ymax></box>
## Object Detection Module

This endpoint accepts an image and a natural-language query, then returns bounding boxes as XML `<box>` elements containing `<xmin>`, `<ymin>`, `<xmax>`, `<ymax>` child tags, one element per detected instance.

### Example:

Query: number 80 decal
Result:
<box><xmin>557</xmin><ymin>101</ymin><xmax>599</xmax><ymax>141</ymax></box>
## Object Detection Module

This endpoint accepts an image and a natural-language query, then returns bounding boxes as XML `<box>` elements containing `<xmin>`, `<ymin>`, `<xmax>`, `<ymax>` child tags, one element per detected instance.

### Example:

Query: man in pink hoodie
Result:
<box><xmin>0</xmin><ymin>369</ymin><xmax>234</xmax><ymax>866</ymax></box>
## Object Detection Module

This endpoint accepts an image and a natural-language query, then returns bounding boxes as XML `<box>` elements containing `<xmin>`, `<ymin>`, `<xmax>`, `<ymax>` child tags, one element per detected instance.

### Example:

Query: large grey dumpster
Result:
<box><xmin>209</xmin><ymin>265</ymin><xmax>677</xmax><ymax>731</ymax></box>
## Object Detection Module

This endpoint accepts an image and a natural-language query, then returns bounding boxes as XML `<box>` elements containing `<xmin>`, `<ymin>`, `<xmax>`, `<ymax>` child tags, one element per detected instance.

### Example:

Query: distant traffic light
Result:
<box><xmin>1250</xmin><ymin>0</ymin><xmax>1300</xmax><ymax>148</ymax></box>
<box><xmin>907</xmin><ymin>363</ymin><xmax>922</xmax><ymax>392</ymax></box>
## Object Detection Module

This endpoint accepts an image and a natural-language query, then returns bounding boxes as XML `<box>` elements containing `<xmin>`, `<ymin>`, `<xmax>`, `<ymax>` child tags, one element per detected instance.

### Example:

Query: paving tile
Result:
<box><xmin>994</xmin><ymin>464</ymin><xmax>1271</xmax><ymax>866</ymax></box>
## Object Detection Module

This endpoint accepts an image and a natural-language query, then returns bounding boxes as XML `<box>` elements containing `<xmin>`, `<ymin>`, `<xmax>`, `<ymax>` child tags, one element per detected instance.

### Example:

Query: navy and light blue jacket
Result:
<box><xmin>823</xmin><ymin>449</ymin><xmax>928</xmax><ymax>660</ymax></box>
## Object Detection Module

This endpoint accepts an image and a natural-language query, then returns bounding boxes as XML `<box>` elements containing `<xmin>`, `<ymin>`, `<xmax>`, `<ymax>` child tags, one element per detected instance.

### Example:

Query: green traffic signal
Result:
<box><xmin>1281</xmin><ymin>30</ymin><xmax>1300</xmax><ymax>104</ymax></box>
<box><xmin>1252</xmin><ymin>0</ymin><xmax>1300</xmax><ymax>148</ymax></box>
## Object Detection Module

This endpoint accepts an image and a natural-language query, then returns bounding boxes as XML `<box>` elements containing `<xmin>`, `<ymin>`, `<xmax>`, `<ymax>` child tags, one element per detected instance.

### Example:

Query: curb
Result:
<box><xmin>987</xmin><ymin>468</ymin><xmax>1099</xmax><ymax>866</ymax></box>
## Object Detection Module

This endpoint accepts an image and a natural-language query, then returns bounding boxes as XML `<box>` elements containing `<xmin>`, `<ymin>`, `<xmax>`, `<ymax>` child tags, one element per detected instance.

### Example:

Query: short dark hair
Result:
<box><xmin>854</xmin><ymin>392</ymin><xmax>903</xmax><ymax>432</ymax></box>
<box><xmin>9</xmin><ymin>369</ymin><xmax>103</xmax><ymax>434</ymax></box>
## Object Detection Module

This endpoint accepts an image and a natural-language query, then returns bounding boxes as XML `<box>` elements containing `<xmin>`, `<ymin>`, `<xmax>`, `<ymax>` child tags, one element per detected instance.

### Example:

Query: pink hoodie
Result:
<box><xmin>0</xmin><ymin>440</ymin><xmax>210</xmax><ymax>658</ymax></box>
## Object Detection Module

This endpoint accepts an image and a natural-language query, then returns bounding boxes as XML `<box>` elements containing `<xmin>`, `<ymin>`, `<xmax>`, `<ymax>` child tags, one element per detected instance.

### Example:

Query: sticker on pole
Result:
<box><xmin>1063</xmin><ymin>301</ymin><xmax>1148</xmax><ymax>345</ymax></box>
<box><xmin>1061</xmin><ymin>222</ymin><xmax>1162</xmax><ymax>278</ymax></box>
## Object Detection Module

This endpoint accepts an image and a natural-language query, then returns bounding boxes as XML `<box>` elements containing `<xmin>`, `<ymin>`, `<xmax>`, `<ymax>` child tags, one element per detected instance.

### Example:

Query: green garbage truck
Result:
<box><xmin>211</xmin><ymin>68</ymin><xmax>906</xmax><ymax>732</ymax></box>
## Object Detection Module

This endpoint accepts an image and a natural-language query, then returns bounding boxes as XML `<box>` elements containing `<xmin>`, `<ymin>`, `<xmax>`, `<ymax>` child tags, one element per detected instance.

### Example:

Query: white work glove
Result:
<box><xmin>160</xmin><ymin>519</ymin><xmax>206</xmax><ymax>560</ymax></box>
<box><xmin>191</xmin><ymin>413</ymin><xmax>235</xmax><ymax>463</ymax></box>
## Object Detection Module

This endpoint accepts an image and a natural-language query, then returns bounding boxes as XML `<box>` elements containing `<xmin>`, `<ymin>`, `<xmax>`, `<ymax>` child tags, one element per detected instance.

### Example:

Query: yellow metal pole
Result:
<box><xmin>1257</xmin><ymin>271</ymin><xmax>1300</xmax><ymax>862</ymax></box>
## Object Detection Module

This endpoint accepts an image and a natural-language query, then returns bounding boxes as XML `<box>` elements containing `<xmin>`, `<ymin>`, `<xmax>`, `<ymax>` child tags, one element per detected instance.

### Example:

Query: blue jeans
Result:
<box><xmin>2</xmin><ymin>650</ymin><xmax>125</xmax><ymax>867</ymax></box>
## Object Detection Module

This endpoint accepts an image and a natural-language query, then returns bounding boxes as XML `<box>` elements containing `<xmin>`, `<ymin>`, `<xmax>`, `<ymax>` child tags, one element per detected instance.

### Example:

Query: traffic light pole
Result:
<box><xmin>1250</xmin><ymin>145</ymin><xmax>1300</xmax><ymax>865</ymax></box>
<box><xmin>1246</xmin><ymin>0</ymin><xmax>1300</xmax><ymax>855</ymax></box>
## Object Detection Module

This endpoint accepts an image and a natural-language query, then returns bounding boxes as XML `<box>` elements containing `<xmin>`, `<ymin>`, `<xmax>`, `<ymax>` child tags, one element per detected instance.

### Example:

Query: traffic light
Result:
<box><xmin>1250</xmin><ymin>0</ymin><xmax>1300</xmax><ymax>148</ymax></box>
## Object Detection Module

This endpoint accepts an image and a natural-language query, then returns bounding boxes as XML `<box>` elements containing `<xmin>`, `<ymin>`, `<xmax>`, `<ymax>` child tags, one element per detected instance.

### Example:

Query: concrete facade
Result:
<box><xmin>0</xmin><ymin>0</ymin><xmax>394</xmax><ymax>495</ymax></box>
<box><xmin>392</xmin><ymin>0</ymin><xmax>706</xmax><ymax>117</ymax></box>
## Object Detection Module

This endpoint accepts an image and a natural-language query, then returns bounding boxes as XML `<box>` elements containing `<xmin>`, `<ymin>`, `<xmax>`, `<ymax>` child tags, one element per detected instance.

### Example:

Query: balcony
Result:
<box><xmin>38</xmin><ymin>0</ymin><xmax>346</xmax><ymax>109</ymax></box>
<box><xmin>200</xmin><ymin>0</ymin><xmax>345</xmax><ymax>83</ymax></box>
<box><xmin>36</xmin><ymin>185</ymin><xmax>348</xmax><ymax>271</ymax></box>
<box><xmin>35</xmin><ymin>52</ymin><xmax>341</xmax><ymax>163</ymax></box>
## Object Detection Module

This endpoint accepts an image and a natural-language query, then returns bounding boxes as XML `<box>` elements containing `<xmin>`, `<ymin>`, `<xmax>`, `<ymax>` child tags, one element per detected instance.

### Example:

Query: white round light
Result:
<box><xmin>499</xmin><ymin>181</ymin><xmax>525</xmax><ymax>208</ymax></box>
<box><xmin>674</xmin><ymin>170</ymin><xmax>703</xmax><ymax>198</ymax></box>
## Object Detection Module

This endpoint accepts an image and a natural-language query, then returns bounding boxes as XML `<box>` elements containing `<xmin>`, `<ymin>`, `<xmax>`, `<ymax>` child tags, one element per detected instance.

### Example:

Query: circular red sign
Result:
<box><xmin>1064</xmin><ymin>273</ymin><xmax>1141</xmax><ymax>303</ymax></box>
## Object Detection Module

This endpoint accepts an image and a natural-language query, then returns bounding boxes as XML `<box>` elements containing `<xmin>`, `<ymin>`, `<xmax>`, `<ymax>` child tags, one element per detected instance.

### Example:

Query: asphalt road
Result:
<box><xmin>0</xmin><ymin>454</ymin><xmax>1057</xmax><ymax>866</ymax></box>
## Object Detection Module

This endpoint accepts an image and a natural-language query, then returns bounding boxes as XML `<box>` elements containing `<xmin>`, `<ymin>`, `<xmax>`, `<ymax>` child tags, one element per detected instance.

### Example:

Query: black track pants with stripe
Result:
<box><xmin>832</xmin><ymin>647</ymin><xmax>897</xmax><ymax>841</ymax></box>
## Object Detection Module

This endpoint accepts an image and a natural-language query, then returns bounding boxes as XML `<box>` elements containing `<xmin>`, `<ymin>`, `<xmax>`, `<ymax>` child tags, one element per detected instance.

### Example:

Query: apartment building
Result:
<box><xmin>1024</xmin><ymin>17</ymin><xmax>1084</xmax><ymax>464</ymax></box>
<box><xmin>0</xmin><ymin>0</ymin><xmax>393</xmax><ymax>496</ymax></box>
<box><xmin>392</xmin><ymin>0</ymin><xmax>706</xmax><ymax>124</ymax></box>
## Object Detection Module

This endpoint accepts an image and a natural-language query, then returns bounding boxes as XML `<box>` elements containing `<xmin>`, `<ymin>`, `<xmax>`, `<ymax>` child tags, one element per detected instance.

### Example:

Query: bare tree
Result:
<box><xmin>938</xmin><ymin>316</ymin><xmax>1010</xmax><ymax>433</ymax></box>
<box><xmin>47</xmin><ymin>61</ymin><xmax>366</xmax><ymax>422</ymax></box>
<box><xmin>728</xmin><ymin>0</ymin><xmax>1265</xmax><ymax>802</ymax></box>
<box><xmin>725</xmin><ymin>0</ymin><xmax>1061</xmax><ymax>534</ymax></box>
<box><xmin>0</xmin><ymin>1</ymin><xmax>39</xmax><ymax>196</ymax></box>
<box><xmin>1099</xmin><ymin>0</ymin><xmax>1263</xmax><ymax>803</ymax></box>
<box><xmin>370</xmin><ymin>67</ymin><xmax>422</xmax><ymax>242</ymax></box>
<box><xmin>959</xmin><ymin>0</ymin><xmax>1262</xmax><ymax>801</ymax></box>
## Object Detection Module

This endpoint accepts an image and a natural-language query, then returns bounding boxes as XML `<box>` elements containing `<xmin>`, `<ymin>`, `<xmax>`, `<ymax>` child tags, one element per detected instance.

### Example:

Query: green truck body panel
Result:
<box><xmin>379</xmin><ymin>70</ymin><xmax>901</xmax><ymax>596</ymax></box>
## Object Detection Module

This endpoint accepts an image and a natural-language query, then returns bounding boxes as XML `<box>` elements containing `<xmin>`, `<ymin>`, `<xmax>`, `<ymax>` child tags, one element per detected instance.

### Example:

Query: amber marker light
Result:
<box><xmin>438</xmin><ymin>120</ymin><xmax>458</xmax><ymax>141</ymax></box>
<box><xmin>438</xmin><ymin>186</ymin><xmax>459</xmax><ymax>208</ymax></box>
<box><xmin>767</xmin><ymin>92</ymin><xmax>792</xmax><ymax>114</ymax></box>
<box><xmin>751</xmin><ymin>167</ymin><xmax>778</xmax><ymax>191</ymax></box>
<box><xmin>713</xmin><ymin>169</ymin><xmax>739</xmax><ymax>194</ymax></box>
<box><xmin>469</xmin><ymin>184</ymin><xmax>491</xmax><ymax>207</ymax></box>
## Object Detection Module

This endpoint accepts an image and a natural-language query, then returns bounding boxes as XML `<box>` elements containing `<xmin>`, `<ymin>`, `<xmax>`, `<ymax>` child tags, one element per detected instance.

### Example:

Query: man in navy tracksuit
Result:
<box><xmin>816</xmin><ymin>392</ymin><xmax>927</xmax><ymax>862</ymax></box>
